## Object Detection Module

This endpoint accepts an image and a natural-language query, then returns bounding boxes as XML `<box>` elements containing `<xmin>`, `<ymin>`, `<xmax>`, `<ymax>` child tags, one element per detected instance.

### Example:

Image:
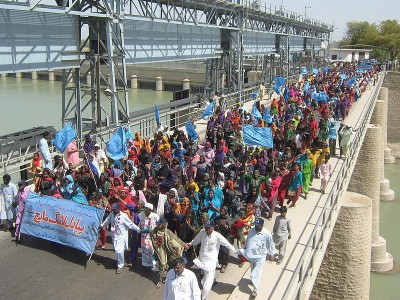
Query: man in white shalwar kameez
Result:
<box><xmin>1</xmin><ymin>174</ymin><xmax>17</xmax><ymax>230</ymax></box>
<box><xmin>101</xmin><ymin>203</ymin><xmax>140</xmax><ymax>274</ymax></box>
<box><xmin>238</xmin><ymin>217</ymin><xmax>275</xmax><ymax>298</ymax></box>
<box><xmin>39</xmin><ymin>131</ymin><xmax>53</xmax><ymax>170</ymax></box>
<box><xmin>187</xmin><ymin>219</ymin><xmax>236</xmax><ymax>300</ymax></box>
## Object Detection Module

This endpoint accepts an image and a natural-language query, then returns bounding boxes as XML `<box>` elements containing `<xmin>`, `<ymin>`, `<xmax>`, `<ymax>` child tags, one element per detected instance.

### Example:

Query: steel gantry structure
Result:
<box><xmin>0</xmin><ymin>0</ymin><xmax>332</xmax><ymax>138</ymax></box>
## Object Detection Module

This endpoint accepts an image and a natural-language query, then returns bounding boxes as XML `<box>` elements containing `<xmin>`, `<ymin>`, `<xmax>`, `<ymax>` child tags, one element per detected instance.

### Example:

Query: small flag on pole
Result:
<box><xmin>53</xmin><ymin>123</ymin><xmax>77</xmax><ymax>153</ymax></box>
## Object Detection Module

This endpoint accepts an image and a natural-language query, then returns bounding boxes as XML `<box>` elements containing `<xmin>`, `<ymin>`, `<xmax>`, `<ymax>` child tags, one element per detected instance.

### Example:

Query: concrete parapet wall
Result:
<box><xmin>310</xmin><ymin>192</ymin><xmax>372</xmax><ymax>300</ymax></box>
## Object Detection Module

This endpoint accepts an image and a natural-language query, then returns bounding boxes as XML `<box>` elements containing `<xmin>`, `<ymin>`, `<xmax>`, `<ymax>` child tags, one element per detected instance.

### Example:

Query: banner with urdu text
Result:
<box><xmin>20</xmin><ymin>192</ymin><xmax>105</xmax><ymax>254</ymax></box>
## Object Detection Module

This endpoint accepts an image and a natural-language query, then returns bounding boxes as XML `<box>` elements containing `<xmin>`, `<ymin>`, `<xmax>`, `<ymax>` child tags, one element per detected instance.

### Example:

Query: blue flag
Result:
<box><xmin>185</xmin><ymin>119</ymin><xmax>198</xmax><ymax>142</ymax></box>
<box><xmin>357</xmin><ymin>68</ymin><xmax>364</xmax><ymax>74</ymax></box>
<box><xmin>251</xmin><ymin>102</ymin><xmax>262</xmax><ymax>120</ymax></box>
<box><xmin>242</xmin><ymin>125</ymin><xmax>273</xmax><ymax>148</ymax></box>
<box><xmin>125</xmin><ymin>128</ymin><xmax>133</xmax><ymax>140</ymax></box>
<box><xmin>301</xmin><ymin>67</ymin><xmax>308</xmax><ymax>75</ymax></box>
<box><xmin>202</xmin><ymin>101</ymin><xmax>214</xmax><ymax>120</ymax></box>
<box><xmin>303</xmin><ymin>81</ymin><xmax>310</xmax><ymax>92</ymax></box>
<box><xmin>322</xmin><ymin>67</ymin><xmax>329</xmax><ymax>73</ymax></box>
<box><xmin>284</xmin><ymin>86</ymin><xmax>290</xmax><ymax>101</ymax></box>
<box><xmin>20</xmin><ymin>192</ymin><xmax>104</xmax><ymax>254</ymax></box>
<box><xmin>313</xmin><ymin>68</ymin><xmax>319</xmax><ymax>75</ymax></box>
<box><xmin>274</xmin><ymin>76</ymin><xmax>285</xmax><ymax>95</ymax></box>
<box><xmin>347</xmin><ymin>77</ymin><xmax>356</xmax><ymax>87</ymax></box>
<box><xmin>53</xmin><ymin>123</ymin><xmax>77</xmax><ymax>153</ymax></box>
<box><xmin>155</xmin><ymin>104</ymin><xmax>160</xmax><ymax>125</ymax></box>
<box><xmin>106</xmin><ymin>127</ymin><xmax>127</xmax><ymax>160</ymax></box>
<box><xmin>263</xmin><ymin>109</ymin><xmax>273</xmax><ymax>123</ymax></box>
<box><xmin>312</xmin><ymin>91</ymin><xmax>328</xmax><ymax>102</ymax></box>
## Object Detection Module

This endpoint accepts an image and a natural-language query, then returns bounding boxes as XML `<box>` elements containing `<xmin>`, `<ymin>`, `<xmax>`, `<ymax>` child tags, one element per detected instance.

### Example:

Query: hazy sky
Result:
<box><xmin>268</xmin><ymin>0</ymin><xmax>400</xmax><ymax>41</ymax></box>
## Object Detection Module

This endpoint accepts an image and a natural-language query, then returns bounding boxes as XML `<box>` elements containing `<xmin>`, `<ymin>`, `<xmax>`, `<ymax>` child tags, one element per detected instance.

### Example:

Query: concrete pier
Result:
<box><xmin>86</xmin><ymin>72</ymin><xmax>91</xmax><ymax>86</ymax></box>
<box><xmin>348</xmin><ymin>124</ymin><xmax>393</xmax><ymax>272</ymax></box>
<box><xmin>182</xmin><ymin>78</ymin><xmax>190</xmax><ymax>91</ymax></box>
<box><xmin>378</xmin><ymin>87</ymin><xmax>395</xmax><ymax>163</ymax></box>
<box><xmin>31</xmin><ymin>71</ymin><xmax>38</xmax><ymax>80</ymax></box>
<box><xmin>15</xmin><ymin>72</ymin><xmax>22</xmax><ymax>78</ymax></box>
<box><xmin>156</xmin><ymin>76</ymin><xmax>164</xmax><ymax>91</ymax></box>
<box><xmin>48</xmin><ymin>69</ymin><xmax>55</xmax><ymax>81</ymax></box>
<box><xmin>311</xmin><ymin>192</ymin><xmax>372</xmax><ymax>300</ymax></box>
<box><xmin>371</xmin><ymin>99</ymin><xmax>395</xmax><ymax>202</ymax></box>
<box><xmin>130</xmin><ymin>75</ymin><xmax>138</xmax><ymax>89</ymax></box>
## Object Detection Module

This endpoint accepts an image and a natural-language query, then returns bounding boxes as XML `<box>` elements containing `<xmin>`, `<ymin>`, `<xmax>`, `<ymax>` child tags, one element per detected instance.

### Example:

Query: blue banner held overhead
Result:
<box><xmin>242</xmin><ymin>125</ymin><xmax>273</xmax><ymax>148</ymax></box>
<box><xmin>202</xmin><ymin>101</ymin><xmax>214</xmax><ymax>120</ymax></box>
<box><xmin>312</xmin><ymin>68</ymin><xmax>319</xmax><ymax>75</ymax></box>
<box><xmin>155</xmin><ymin>104</ymin><xmax>160</xmax><ymax>125</ymax></box>
<box><xmin>53</xmin><ymin>123</ymin><xmax>77</xmax><ymax>153</ymax></box>
<box><xmin>303</xmin><ymin>81</ymin><xmax>310</xmax><ymax>92</ymax></box>
<box><xmin>322</xmin><ymin>67</ymin><xmax>329</xmax><ymax>73</ymax></box>
<box><xmin>106</xmin><ymin>127</ymin><xmax>127</xmax><ymax>160</ymax></box>
<box><xmin>251</xmin><ymin>92</ymin><xmax>259</xmax><ymax>100</ymax></box>
<box><xmin>20</xmin><ymin>192</ymin><xmax>104</xmax><ymax>254</ymax></box>
<box><xmin>346</xmin><ymin>77</ymin><xmax>357</xmax><ymax>87</ymax></box>
<box><xmin>301</xmin><ymin>67</ymin><xmax>308</xmax><ymax>75</ymax></box>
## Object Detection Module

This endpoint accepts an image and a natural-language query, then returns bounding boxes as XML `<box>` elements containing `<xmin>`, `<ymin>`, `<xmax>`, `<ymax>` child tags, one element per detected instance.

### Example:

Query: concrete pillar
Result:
<box><xmin>31</xmin><ymin>71</ymin><xmax>38</xmax><ymax>80</ymax></box>
<box><xmin>311</xmin><ymin>192</ymin><xmax>372</xmax><ymax>300</ymax></box>
<box><xmin>156</xmin><ymin>76</ymin><xmax>164</xmax><ymax>91</ymax></box>
<box><xmin>48</xmin><ymin>69</ymin><xmax>55</xmax><ymax>81</ymax></box>
<box><xmin>348</xmin><ymin>124</ymin><xmax>393</xmax><ymax>272</ymax></box>
<box><xmin>378</xmin><ymin>87</ymin><xmax>395</xmax><ymax>163</ymax></box>
<box><xmin>15</xmin><ymin>72</ymin><xmax>22</xmax><ymax>78</ymax></box>
<box><xmin>130</xmin><ymin>75</ymin><xmax>138</xmax><ymax>89</ymax></box>
<box><xmin>182</xmin><ymin>78</ymin><xmax>190</xmax><ymax>91</ymax></box>
<box><xmin>371</xmin><ymin>99</ymin><xmax>395</xmax><ymax>202</ymax></box>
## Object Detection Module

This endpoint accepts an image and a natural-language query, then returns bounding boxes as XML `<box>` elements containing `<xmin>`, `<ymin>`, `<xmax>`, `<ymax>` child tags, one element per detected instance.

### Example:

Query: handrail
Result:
<box><xmin>281</xmin><ymin>72</ymin><xmax>386</xmax><ymax>300</ymax></box>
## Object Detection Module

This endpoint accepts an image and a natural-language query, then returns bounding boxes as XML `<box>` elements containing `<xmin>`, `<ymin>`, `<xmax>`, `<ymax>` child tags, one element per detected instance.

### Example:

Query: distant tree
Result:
<box><xmin>339</xmin><ymin>20</ymin><xmax>400</xmax><ymax>61</ymax></box>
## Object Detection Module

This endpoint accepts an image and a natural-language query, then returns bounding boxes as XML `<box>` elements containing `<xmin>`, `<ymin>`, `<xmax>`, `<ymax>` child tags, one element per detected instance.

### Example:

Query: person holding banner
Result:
<box><xmin>100</xmin><ymin>202</ymin><xmax>140</xmax><ymax>274</ymax></box>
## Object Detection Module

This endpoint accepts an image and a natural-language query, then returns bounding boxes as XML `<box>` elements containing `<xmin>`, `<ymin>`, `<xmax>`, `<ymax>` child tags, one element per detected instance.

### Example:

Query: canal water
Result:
<box><xmin>1</xmin><ymin>77</ymin><xmax>399</xmax><ymax>298</ymax></box>
<box><xmin>0</xmin><ymin>77</ymin><xmax>172</xmax><ymax>136</ymax></box>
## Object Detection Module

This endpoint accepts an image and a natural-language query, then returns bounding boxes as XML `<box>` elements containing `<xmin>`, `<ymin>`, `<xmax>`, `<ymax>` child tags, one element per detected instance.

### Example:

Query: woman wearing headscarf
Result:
<box><xmin>230</xmin><ymin>203</ymin><xmax>255</xmax><ymax>267</ymax></box>
<box><xmin>29</xmin><ymin>151</ymin><xmax>43</xmax><ymax>190</ymax></box>
<box><xmin>186</xmin><ymin>184</ymin><xmax>200</xmax><ymax>217</ymax></box>
<box><xmin>200</xmin><ymin>188</ymin><xmax>221</xmax><ymax>220</ymax></box>
<box><xmin>66</xmin><ymin>140</ymin><xmax>80</xmax><ymax>166</ymax></box>
<box><xmin>138</xmin><ymin>202</ymin><xmax>159</xmax><ymax>269</ymax></box>
<box><xmin>133</xmin><ymin>132</ymin><xmax>144</xmax><ymax>150</ymax></box>
<box><xmin>263</xmin><ymin>170</ymin><xmax>282</xmax><ymax>219</ymax></box>
<box><xmin>197</xmin><ymin>141</ymin><xmax>215</xmax><ymax>164</ymax></box>
<box><xmin>60</xmin><ymin>175</ymin><xmax>89</xmax><ymax>205</ymax></box>
<box><xmin>164</xmin><ymin>188</ymin><xmax>180</xmax><ymax>232</ymax></box>
<box><xmin>287</xmin><ymin>163</ymin><xmax>303</xmax><ymax>208</ymax></box>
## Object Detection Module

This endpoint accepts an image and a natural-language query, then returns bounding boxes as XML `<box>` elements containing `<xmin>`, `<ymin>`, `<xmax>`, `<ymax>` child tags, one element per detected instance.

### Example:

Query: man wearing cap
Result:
<box><xmin>139</xmin><ymin>202</ymin><xmax>159</xmax><ymax>269</ymax></box>
<box><xmin>238</xmin><ymin>217</ymin><xmax>275</xmax><ymax>298</ymax></box>
<box><xmin>100</xmin><ymin>203</ymin><xmax>140</xmax><ymax>274</ymax></box>
<box><xmin>39</xmin><ymin>132</ymin><xmax>53</xmax><ymax>169</ymax></box>
<box><xmin>163</xmin><ymin>257</ymin><xmax>201</xmax><ymax>300</ymax></box>
<box><xmin>151</xmin><ymin>217</ymin><xmax>187</xmax><ymax>288</ymax></box>
<box><xmin>186</xmin><ymin>219</ymin><xmax>236</xmax><ymax>300</ymax></box>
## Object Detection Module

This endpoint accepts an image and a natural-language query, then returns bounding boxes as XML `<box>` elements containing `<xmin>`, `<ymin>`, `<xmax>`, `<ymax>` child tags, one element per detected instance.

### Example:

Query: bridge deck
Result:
<box><xmin>188</xmin><ymin>85</ymin><xmax>375</xmax><ymax>299</ymax></box>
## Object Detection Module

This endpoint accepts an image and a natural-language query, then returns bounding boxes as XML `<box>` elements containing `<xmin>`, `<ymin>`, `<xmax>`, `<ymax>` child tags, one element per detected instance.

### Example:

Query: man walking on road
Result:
<box><xmin>186</xmin><ymin>219</ymin><xmax>236</xmax><ymax>300</ymax></box>
<box><xmin>238</xmin><ymin>217</ymin><xmax>275</xmax><ymax>298</ymax></box>
<box><xmin>163</xmin><ymin>257</ymin><xmax>201</xmax><ymax>300</ymax></box>
<box><xmin>100</xmin><ymin>203</ymin><xmax>140</xmax><ymax>274</ymax></box>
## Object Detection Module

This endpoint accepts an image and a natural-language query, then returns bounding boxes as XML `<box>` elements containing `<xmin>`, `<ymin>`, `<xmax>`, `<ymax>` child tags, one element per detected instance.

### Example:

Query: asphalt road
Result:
<box><xmin>0</xmin><ymin>230</ymin><xmax>163</xmax><ymax>300</ymax></box>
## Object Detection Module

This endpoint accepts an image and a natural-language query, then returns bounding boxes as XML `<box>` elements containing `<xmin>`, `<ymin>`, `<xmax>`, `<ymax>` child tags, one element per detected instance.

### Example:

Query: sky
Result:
<box><xmin>268</xmin><ymin>0</ymin><xmax>400</xmax><ymax>41</ymax></box>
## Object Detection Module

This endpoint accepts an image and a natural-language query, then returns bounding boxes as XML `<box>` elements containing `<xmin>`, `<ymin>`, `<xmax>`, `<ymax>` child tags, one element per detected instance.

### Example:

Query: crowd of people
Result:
<box><xmin>0</xmin><ymin>61</ymin><xmax>381</xmax><ymax>299</ymax></box>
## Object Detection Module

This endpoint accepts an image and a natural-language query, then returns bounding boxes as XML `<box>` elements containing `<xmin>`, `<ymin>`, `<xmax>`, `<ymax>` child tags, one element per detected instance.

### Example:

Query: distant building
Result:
<box><xmin>329</xmin><ymin>48</ymin><xmax>371</xmax><ymax>62</ymax></box>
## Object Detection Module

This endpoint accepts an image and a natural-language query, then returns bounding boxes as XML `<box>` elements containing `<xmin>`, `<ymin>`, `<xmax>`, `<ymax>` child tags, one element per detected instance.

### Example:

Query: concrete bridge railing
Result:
<box><xmin>281</xmin><ymin>72</ymin><xmax>386</xmax><ymax>300</ymax></box>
